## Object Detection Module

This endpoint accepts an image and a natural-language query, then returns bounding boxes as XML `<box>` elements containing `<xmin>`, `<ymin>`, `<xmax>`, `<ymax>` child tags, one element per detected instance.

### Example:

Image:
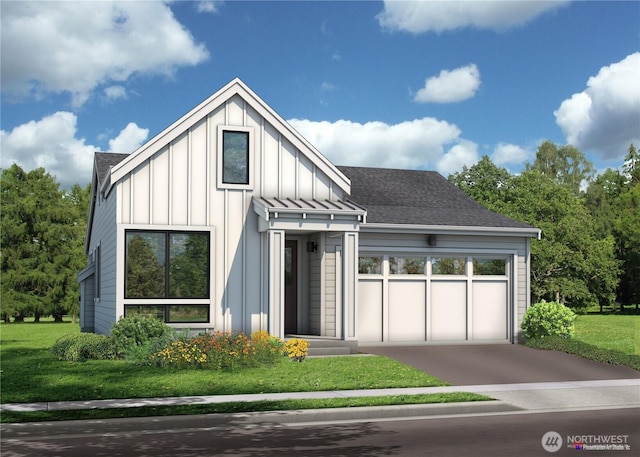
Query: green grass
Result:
<box><xmin>0</xmin><ymin>321</ymin><xmax>490</xmax><ymax>423</ymax></box>
<box><xmin>525</xmin><ymin>313</ymin><xmax>640</xmax><ymax>370</ymax></box>
<box><xmin>0</xmin><ymin>321</ymin><xmax>446</xmax><ymax>405</ymax></box>
<box><xmin>573</xmin><ymin>314</ymin><xmax>640</xmax><ymax>355</ymax></box>
<box><xmin>1</xmin><ymin>392</ymin><xmax>491</xmax><ymax>423</ymax></box>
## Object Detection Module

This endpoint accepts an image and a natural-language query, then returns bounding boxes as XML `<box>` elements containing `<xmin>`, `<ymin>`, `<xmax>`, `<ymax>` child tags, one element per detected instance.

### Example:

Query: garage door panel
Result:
<box><xmin>431</xmin><ymin>280</ymin><xmax>466</xmax><ymax>341</ymax></box>
<box><xmin>358</xmin><ymin>279</ymin><xmax>383</xmax><ymax>342</ymax></box>
<box><xmin>472</xmin><ymin>281</ymin><xmax>508</xmax><ymax>340</ymax></box>
<box><xmin>389</xmin><ymin>280</ymin><xmax>426</xmax><ymax>341</ymax></box>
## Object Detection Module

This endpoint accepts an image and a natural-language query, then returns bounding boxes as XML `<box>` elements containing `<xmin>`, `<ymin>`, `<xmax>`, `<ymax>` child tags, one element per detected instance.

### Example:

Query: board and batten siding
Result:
<box><xmin>113</xmin><ymin>94</ymin><xmax>343</xmax><ymax>334</ymax></box>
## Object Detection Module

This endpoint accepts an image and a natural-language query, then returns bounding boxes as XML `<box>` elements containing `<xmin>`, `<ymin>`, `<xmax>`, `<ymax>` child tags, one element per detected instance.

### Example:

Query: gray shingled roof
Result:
<box><xmin>95</xmin><ymin>152</ymin><xmax>129</xmax><ymax>187</ymax></box>
<box><xmin>337</xmin><ymin>166</ymin><xmax>534</xmax><ymax>229</ymax></box>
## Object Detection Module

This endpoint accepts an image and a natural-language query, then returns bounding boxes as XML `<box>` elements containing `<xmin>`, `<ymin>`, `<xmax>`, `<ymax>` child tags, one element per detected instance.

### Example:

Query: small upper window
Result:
<box><xmin>359</xmin><ymin>256</ymin><xmax>382</xmax><ymax>274</ymax></box>
<box><xmin>473</xmin><ymin>258</ymin><xmax>506</xmax><ymax>276</ymax></box>
<box><xmin>390</xmin><ymin>257</ymin><xmax>425</xmax><ymax>274</ymax></box>
<box><xmin>432</xmin><ymin>257</ymin><xmax>466</xmax><ymax>275</ymax></box>
<box><xmin>222</xmin><ymin>130</ymin><xmax>249</xmax><ymax>185</ymax></box>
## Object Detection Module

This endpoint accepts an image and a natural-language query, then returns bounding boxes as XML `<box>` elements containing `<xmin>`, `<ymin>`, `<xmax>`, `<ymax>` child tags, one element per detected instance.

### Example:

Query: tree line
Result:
<box><xmin>449</xmin><ymin>142</ymin><xmax>639</xmax><ymax>311</ymax></box>
<box><xmin>1</xmin><ymin>141</ymin><xmax>638</xmax><ymax>322</ymax></box>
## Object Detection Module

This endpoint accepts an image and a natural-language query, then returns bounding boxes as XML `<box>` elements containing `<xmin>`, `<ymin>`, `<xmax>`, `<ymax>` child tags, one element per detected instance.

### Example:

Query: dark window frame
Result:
<box><xmin>124</xmin><ymin>229</ymin><xmax>211</xmax><ymax>300</ymax></box>
<box><xmin>124</xmin><ymin>304</ymin><xmax>210</xmax><ymax>324</ymax></box>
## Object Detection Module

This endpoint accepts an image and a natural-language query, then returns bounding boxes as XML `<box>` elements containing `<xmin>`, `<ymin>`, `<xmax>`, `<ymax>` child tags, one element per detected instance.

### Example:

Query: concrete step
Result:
<box><xmin>286</xmin><ymin>335</ymin><xmax>358</xmax><ymax>356</ymax></box>
<box><xmin>308</xmin><ymin>346</ymin><xmax>352</xmax><ymax>356</ymax></box>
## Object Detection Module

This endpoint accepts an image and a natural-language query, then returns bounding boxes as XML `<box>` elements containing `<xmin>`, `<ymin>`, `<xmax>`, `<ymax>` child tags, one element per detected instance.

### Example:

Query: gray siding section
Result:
<box><xmin>89</xmin><ymin>192</ymin><xmax>118</xmax><ymax>335</ymax></box>
<box><xmin>79</xmin><ymin>273</ymin><xmax>95</xmax><ymax>332</ymax></box>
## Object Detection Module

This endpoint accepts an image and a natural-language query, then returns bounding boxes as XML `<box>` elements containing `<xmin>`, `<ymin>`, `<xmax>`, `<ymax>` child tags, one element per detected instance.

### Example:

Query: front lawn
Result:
<box><xmin>525</xmin><ymin>313</ymin><xmax>640</xmax><ymax>369</ymax></box>
<box><xmin>0</xmin><ymin>321</ymin><xmax>446</xmax><ymax>404</ymax></box>
<box><xmin>573</xmin><ymin>314</ymin><xmax>640</xmax><ymax>355</ymax></box>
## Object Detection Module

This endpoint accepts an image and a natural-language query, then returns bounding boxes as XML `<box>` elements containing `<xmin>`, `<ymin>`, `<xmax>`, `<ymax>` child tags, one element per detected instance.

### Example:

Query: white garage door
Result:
<box><xmin>358</xmin><ymin>255</ymin><xmax>511</xmax><ymax>343</ymax></box>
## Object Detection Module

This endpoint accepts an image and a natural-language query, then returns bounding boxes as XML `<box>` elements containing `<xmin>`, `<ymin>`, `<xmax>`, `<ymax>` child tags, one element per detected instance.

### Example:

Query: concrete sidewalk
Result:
<box><xmin>2</xmin><ymin>379</ymin><xmax>638</xmax><ymax>418</ymax></box>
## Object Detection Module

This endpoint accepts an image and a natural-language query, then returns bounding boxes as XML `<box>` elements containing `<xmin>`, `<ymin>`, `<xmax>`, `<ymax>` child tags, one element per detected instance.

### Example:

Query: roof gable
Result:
<box><xmin>95</xmin><ymin>152</ymin><xmax>129</xmax><ymax>188</ymax></box>
<box><xmin>106</xmin><ymin>78</ymin><xmax>350</xmax><ymax>194</ymax></box>
<box><xmin>338</xmin><ymin>166</ymin><xmax>538</xmax><ymax>232</ymax></box>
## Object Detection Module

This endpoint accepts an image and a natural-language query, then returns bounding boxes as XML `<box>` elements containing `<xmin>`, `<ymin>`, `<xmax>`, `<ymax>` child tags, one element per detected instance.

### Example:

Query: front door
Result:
<box><xmin>284</xmin><ymin>240</ymin><xmax>298</xmax><ymax>334</ymax></box>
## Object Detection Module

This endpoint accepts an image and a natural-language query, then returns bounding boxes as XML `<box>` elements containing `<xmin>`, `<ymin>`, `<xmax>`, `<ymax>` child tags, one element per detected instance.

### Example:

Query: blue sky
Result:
<box><xmin>1</xmin><ymin>1</ymin><xmax>639</xmax><ymax>189</ymax></box>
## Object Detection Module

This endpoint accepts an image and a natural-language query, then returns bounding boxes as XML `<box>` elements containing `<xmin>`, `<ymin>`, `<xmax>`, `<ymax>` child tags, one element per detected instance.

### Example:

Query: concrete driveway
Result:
<box><xmin>361</xmin><ymin>344</ymin><xmax>640</xmax><ymax>385</ymax></box>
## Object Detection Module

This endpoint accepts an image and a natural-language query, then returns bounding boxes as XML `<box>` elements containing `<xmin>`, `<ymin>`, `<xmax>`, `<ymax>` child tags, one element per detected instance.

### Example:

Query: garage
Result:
<box><xmin>358</xmin><ymin>253</ymin><xmax>513</xmax><ymax>344</ymax></box>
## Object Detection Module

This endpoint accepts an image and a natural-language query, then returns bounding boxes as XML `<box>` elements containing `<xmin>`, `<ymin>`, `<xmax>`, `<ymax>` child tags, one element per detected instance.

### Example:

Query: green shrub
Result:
<box><xmin>521</xmin><ymin>300</ymin><xmax>577</xmax><ymax>339</ymax></box>
<box><xmin>126</xmin><ymin>333</ymin><xmax>177</xmax><ymax>366</ymax></box>
<box><xmin>526</xmin><ymin>336</ymin><xmax>640</xmax><ymax>370</ymax></box>
<box><xmin>110</xmin><ymin>316</ymin><xmax>174</xmax><ymax>359</ymax></box>
<box><xmin>50</xmin><ymin>333</ymin><xmax>116</xmax><ymax>362</ymax></box>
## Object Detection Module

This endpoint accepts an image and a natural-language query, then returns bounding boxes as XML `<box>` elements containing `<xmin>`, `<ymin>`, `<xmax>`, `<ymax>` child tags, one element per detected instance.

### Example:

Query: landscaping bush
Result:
<box><xmin>50</xmin><ymin>333</ymin><xmax>116</xmax><ymax>362</ymax></box>
<box><xmin>521</xmin><ymin>300</ymin><xmax>576</xmax><ymax>339</ymax></box>
<box><xmin>250</xmin><ymin>330</ymin><xmax>284</xmax><ymax>365</ymax></box>
<box><xmin>526</xmin><ymin>336</ymin><xmax>640</xmax><ymax>371</ymax></box>
<box><xmin>125</xmin><ymin>332</ymin><xmax>177</xmax><ymax>366</ymax></box>
<box><xmin>153</xmin><ymin>330</ymin><xmax>285</xmax><ymax>370</ymax></box>
<box><xmin>110</xmin><ymin>315</ymin><xmax>174</xmax><ymax>359</ymax></box>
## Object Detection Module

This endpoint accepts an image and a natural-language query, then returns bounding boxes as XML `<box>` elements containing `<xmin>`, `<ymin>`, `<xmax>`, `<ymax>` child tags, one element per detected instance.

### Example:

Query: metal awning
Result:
<box><xmin>253</xmin><ymin>197</ymin><xmax>367</xmax><ymax>225</ymax></box>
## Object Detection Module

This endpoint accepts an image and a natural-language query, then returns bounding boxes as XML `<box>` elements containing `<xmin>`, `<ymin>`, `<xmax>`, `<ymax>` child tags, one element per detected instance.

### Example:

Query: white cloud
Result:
<box><xmin>288</xmin><ymin>117</ymin><xmax>477</xmax><ymax>175</ymax></box>
<box><xmin>437</xmin><ymin>141</ymin><xmax>479</xmax><ymax>176</ymax></box>
<box><xmin>195</xmin><ymin>1</ymin><xmax>222</xmax><ymax>14</ymax></box>
<box><xmin>321</xmin><ymin>81</ymin><xmax>336</xmax><ymax>92</ymax></box>
<box><xmin>104</xmin><ymin>85</ymin><xmax>128</xmax><ymax>101</ymax></box>
<box><xmin>555</xmin><ymin>52</ymin><xmax>640</xmax><ymax>160</ymax></box>
<box><xmin>1</xmin><ymin>1</ymin><xmax>209</xmax><ymax>106</ymax></box>
<box><xmin>414</xmin><ymin>64</ymin><xmax>480</xmax><ymax>103</ymax></box>
<box><xmin>108</xmin><ymin>123</ymin><xmax>149</xmax><ymax>154</ymax></box>
<box><xmin>377</xmin><ymin>0</ymin><xmax>569</xmax><ymax>33</ymax></box>
<box><xmin>492</xmin><ymin>142</ymin><xmax>532</xmax><ymax>166</ymax></box>
<box><xmin>0</xmin><ymin>112</ymin><xmax>146</xmax><ymax>188</ymax></box>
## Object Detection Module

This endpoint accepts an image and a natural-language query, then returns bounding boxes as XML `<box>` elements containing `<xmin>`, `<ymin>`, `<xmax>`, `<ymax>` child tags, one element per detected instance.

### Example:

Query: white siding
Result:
<box><xmin>111</xmin><ymin>93</ymin><xmax>345</xmax><ymax>335</ymax></box>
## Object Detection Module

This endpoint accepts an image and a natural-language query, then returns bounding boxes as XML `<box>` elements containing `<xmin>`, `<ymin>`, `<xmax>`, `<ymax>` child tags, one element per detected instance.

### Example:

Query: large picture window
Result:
<box><xmin>125</xmin><ymin>230</ymin><xmax>210</xmax><ymax>299</ymax></box>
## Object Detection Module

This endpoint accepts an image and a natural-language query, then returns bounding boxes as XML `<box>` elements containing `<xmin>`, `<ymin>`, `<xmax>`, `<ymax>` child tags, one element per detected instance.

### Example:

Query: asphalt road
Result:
<box><xmin>2</xmin><ymin>407</ymin><xmax>638</xmax><ymax>457</ymax></box>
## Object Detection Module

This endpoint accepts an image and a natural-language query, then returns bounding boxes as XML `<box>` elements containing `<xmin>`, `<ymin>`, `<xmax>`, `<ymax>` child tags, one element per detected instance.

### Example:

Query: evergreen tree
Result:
<box><xmin>1</xmin><ymin>165</ymin><xmax>89</xmax><ymax>322</ymax></box>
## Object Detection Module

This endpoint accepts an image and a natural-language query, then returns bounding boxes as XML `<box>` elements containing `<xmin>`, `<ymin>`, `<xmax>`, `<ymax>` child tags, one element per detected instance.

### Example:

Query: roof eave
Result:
<box><xmin>360</xmin><ymin>222</ymin><xmax>541</xmax><ymax>239</ymax></box>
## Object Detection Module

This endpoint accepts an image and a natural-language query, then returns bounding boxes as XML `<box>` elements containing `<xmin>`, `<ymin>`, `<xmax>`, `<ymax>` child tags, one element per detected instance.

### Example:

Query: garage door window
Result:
<box><xmin>432</xmin><ymin>257</ymin><xmax>466</xmax><ymax>275</ymax></box>
<box><xmin>390</xmin><ymin>257</ymin><xmax>425</xmax><ymax>274</ymax></box>
<box><xmin>473</xmin><ymin>258</ymin><xmax>506</xmax><ymax>276</ymax></box>
<box><xmin>359</xmin><ymin>256</ymin><xmax>382</xmax><ymax>274</ymax></box>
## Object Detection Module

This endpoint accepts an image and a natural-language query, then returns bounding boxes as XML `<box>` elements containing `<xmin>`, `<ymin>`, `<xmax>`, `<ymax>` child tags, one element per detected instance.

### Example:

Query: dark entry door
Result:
<box><xmin>284</xmin><ymin>240</ymin><xmax>298</xmax><ymax>334</ymax></box>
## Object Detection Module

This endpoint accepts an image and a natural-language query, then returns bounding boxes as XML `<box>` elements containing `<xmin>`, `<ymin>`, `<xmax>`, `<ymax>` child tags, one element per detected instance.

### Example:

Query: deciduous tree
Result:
<box><xmin>526</xmin><ymin>141</ymin><xmax>594</xmax><ymax>195</ymax></box>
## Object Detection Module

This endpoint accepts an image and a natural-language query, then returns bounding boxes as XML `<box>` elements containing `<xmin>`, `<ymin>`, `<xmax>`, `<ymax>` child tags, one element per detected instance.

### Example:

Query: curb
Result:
<box><xmin>230</xmin><ymin>401</ymin><xmax>522</xmax><ymax>424</ymax></box>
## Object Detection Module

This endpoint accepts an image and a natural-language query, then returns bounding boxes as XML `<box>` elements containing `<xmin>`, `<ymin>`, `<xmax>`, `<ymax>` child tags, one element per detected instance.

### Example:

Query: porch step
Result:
<box><xmin>286</xmin><ymin>336</ymin><xmax>358</xmax><ymax>356</ymax></box>
<box><xmin>308</xmin><ymin>346</ymin><xmax>352</xmax><ymax>356</ymax></box>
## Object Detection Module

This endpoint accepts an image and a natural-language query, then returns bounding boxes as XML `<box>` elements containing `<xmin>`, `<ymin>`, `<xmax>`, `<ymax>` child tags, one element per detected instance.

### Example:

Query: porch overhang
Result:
<box><xmin>253</xmin><ymin>197</ymin><xmax>366</xmax><ymax>232</ymax></box>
